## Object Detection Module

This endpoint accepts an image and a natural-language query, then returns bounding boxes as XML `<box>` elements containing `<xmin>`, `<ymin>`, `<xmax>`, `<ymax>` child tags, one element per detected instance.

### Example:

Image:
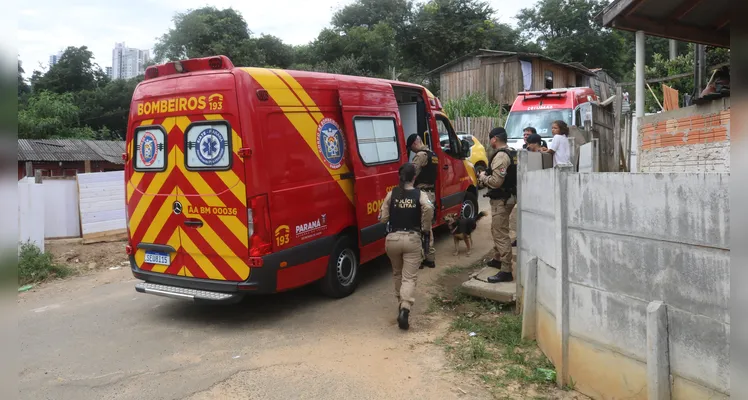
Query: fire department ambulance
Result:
<box><xmin>125</xmin><ymin>55</ymin><xmax>479</xmax><ymax>304</ymax></box>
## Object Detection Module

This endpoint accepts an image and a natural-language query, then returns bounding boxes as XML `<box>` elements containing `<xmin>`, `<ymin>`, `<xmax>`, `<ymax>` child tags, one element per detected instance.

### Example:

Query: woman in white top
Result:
<box><xmin>542</xmin><ymin>120</ymin><xmax>571</xmax><ymax>166</ymax></box>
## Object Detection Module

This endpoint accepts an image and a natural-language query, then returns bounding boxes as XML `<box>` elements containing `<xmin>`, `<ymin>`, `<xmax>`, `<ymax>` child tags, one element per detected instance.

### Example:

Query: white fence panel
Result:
<box><xmin>18</xmin><ymin>179</ymin><xmax>45</xmax><ymax>252</ymax></box>
<box><xmin>77</xmin><ymin>171</ymin><xmax>126</xmax><ymax>241</ymax></box>
<box><xmin>43</xmin><ymin>179</ymin><xmax>81</xmax><ymax>238</ymax></box>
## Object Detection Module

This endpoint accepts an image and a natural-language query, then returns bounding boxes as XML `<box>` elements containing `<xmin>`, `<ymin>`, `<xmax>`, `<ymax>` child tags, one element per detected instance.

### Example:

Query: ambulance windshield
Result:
<box><xmin>504</xmin><ymin>109</ymin><xmax>572</xmax><ymax>139</ymax></box>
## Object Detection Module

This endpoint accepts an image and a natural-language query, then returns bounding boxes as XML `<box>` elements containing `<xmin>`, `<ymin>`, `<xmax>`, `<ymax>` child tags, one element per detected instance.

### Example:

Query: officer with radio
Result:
<box><xmin>379</xmin><ymin>163</ymin><xmax>434</xmax><ymax>330</ymax></box>
<box><xmin>478</xmin><ymin>127</ymin><xmax>517</xmax><ymax>283</ymax></box>
<box><xmin>407</xmin><ymin>133</ymin><xmax>437</xmax><ymax>269</ymax></box>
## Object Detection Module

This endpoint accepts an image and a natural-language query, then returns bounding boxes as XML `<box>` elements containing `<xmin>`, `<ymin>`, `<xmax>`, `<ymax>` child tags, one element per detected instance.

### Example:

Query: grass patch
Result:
<box><xmin>18</xmin><ymin>241</ymin><xmax>73</xmax><ymax>286</ymax></box>
<box><xmin>430</xmin><ymin>254</ymin><xmax>567</xmax><ymax>398</ymax></box>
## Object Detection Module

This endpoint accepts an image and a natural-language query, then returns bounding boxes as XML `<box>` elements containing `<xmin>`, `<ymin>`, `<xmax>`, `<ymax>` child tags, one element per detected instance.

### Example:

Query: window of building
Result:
<box><xmin>353</xmin><ymin>117</ymin><xmax>400</xmax><ymax>165</ymax></box>
<box><xmin>133</xmin><ymin>126</ymin><xmax>167</xmax><ymax>171</ymax></box>
<box><xmin>185</xmin><ymin>121</ymin><xmax>232</xmax><ymax>170</ymax></box>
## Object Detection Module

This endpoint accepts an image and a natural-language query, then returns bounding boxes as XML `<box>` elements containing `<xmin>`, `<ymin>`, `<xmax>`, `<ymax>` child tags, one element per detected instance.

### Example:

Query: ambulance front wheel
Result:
<box><xmin>320</xmin><ymin>236</ymin><xmax>360</xmax><ymax>298</ymax></box>
<box><xmin>461</xmin><ymin>191</ymin><xmax>478</xmax><ymax>220</ymax></box>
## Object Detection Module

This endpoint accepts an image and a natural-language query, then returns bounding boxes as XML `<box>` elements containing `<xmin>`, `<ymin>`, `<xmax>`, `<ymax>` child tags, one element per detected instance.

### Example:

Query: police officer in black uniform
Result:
<box><xmin>379</xmin><ymin>163</ymin><xmax>434</xmax><ymax>330</ymax></box>
<box><xmin>406</xmin><ymin>133</ymin><xmax>437</xmax><ymax>269</ymax></box>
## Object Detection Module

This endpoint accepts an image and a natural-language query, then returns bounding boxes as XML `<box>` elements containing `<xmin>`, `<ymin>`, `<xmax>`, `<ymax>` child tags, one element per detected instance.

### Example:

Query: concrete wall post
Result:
<box><xmin>647</xmin><ymin>301</ymin><xmax>672</xmax><ymax>399</ymax></box>
<box><xmin>521</xmin><ymin>256</ymin><xmax>538</xmax><ymax>340</ymax></box>
<box><xmin>516</xmin><ymin>150</ymin><xmax>528</xmax><ymax>306</ymax></box>
<box><xmin>554</xmin><ymin>165</ymin><xmax>572</xmax><ymax>387</ymax></box>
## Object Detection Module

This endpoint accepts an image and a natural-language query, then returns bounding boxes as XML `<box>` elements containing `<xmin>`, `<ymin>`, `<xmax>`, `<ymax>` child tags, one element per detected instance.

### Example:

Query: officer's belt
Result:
<box><xmin>417</xmin><ymin>185</ymin><xmax>435</xmax><ymax>191</ymax></box>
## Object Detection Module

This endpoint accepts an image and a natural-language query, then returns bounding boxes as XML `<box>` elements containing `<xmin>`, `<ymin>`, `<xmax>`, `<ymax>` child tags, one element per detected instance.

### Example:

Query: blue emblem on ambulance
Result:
<box><xmin>316</xmin><ymin>118</ymin><xmax>345</xmax><ymax>170</ymax></box>
<box><xmin>195</xmin><ymin>128</ymin><xmax>226</xmax><ymax>166</ymax></box>
<box><xmin>138</xmin><ymin>131</ymin><xmax>158</xmax><ymax>167</ymax></box>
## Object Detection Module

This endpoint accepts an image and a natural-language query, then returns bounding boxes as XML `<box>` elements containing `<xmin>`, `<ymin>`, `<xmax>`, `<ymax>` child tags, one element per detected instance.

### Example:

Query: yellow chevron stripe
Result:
<box><xmin>140</xmin><ymin>188</ymin><xmax>178</xmax><ymax>244</ymax></box>
<box><xmin>178</xmin><ymin>231</ymin><xmax>224</xmax><ymax>280</ymax></box>
<box><xmin>240</xmin><ymin>67</ymin><xmax>354</xmax><ymax>204</ymax></box>
<box><xmin>127</xmin><ymin>119</ymin><xmax>155</xmax><ymax>202</ymax></box>
<box><xmin>174</xmin><ymin>147</ymin><xmax>248</xmax><ymax>246</ymax></box>
<box><xmin>178</xmin><ymin>196</ymin><xmax>250</xmax><ymax>280</ymax></box>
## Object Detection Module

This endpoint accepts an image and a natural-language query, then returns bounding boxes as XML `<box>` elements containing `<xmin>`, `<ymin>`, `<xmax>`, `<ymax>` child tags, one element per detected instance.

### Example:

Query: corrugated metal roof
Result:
<box><xmin>427</xmin><ymin>49</ymin><xmax>597</xmax><ymax>76</ymax></box>
<box><xmin>84</xmin><ymin>140</ymin><xmax>126</xmax><ymax>164</ymax></box>
<box><xmin>18</xmin><ymin>139</ymin><xmax>125</xmax><ymax>164</ymax></box>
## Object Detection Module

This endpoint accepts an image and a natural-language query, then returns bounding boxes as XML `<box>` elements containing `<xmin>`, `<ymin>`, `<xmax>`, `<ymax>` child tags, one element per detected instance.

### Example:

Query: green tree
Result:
<box><xmin>75</xmin><ymin>76</ymin><xmax>144</xmax><ymax>140</ymax></box>
<box><xmin>18</xmin><ymin>59</ymin><xmax>30</xmax><ymax>99</ymax></box>
<box><xmin>256</xmin><ymin>34</ymin><xmax>295</xmax><ymax>68</ymax></box>
<box><xmin>516</xmin><ymin>0</ymin><xmax>625</xmax><ymax>77</ymax></box>
<box><xmin>402</xmin><ymin>0</ymin><xmax>520</xmax><ymax>75</ymax></box>
<box><xmin>153</xmin><ymin>6</ymin><xmax>264</xmax><ymax>66</ymax></box>
<box><xmin>31</xmin><ymin>46</ymin><xmax>109</xmax><ymax>93</ymax></box>
<box><xmin>332</xmin><ymin>0</ymin><xmax>413</xmax><ymax>31</ymax></box>
<box><xmin>18</xmin><ymin>91</ymin><xmax>96</xmax><ymax>139</ymax></box>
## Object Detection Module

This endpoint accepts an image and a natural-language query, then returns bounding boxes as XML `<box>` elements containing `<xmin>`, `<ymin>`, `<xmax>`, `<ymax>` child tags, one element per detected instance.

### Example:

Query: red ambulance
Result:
<box><xmin>504</xmin><ymin>87</ymin><xmax>599</xmax><ymax>150</ymax></box>
<box><xmin>125</xmin><ymin>56</ymin><xmax>479</xmax><ymax>304</ymax></box>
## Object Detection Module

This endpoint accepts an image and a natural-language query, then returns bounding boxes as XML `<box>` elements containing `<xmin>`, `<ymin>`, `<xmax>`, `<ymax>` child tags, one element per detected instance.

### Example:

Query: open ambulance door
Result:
<box><xmin>339</xmin><ymin>103</ymin><xmax>403</xmax><ymax>264</ymax></box>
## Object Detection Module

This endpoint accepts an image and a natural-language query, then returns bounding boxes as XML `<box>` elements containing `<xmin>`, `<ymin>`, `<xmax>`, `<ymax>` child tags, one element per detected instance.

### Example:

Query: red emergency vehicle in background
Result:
<box><xmin>125</xmin><ymin>55</ymin><xmax>479</xmax><ymax>304</ymax></box>
<box><xmin>504</xmin><ymin>87</ymin><xmax>599</xmax><ymax>150</ymax></box>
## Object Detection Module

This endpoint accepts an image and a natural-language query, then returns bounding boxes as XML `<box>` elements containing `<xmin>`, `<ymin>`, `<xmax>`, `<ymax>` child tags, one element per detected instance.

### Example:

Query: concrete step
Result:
<box><xmin>460</xmin><ymin>266</ymin><xmax>516</xmax><ymax>303</ymax></box>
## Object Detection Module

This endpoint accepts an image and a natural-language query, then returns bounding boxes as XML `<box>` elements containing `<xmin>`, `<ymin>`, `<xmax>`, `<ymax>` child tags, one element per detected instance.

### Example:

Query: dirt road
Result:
<box><xmin>19</xmin><ymin>197</ymin><xmax>502</xmax><ymax>400</ymax></box>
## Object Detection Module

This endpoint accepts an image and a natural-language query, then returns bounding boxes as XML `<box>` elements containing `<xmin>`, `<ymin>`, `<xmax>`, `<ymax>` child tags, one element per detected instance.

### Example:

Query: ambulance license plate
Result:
<box><xmin>144</xmin><ymin>251</ymin><xmax>170</xmax><ymax>266</ymax></box>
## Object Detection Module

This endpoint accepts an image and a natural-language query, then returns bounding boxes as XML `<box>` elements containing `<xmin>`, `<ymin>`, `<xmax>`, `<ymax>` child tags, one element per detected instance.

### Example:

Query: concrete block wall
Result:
<box><xmin>638</xmin><ymin>98</ymin><xmax>730</xmax><ymax>173</ymax></box>
<box><xmin>517</xmin><ymin>160</ymin><xmax>730</xmax><ymax>399</ymax></box>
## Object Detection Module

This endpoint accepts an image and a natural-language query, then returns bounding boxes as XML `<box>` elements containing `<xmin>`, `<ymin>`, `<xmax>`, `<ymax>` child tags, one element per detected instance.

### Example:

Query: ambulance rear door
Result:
<box><xmin>171</xmin><ymin>75</ymin><xmax>251</xmax><ymax>282</ymax></box>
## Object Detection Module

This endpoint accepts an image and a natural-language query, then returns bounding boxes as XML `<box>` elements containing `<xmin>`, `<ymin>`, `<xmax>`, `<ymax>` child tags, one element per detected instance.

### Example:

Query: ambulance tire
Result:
<box><xmin>461</xmin><ymin>191</ymin><xmax>479</xmax><ymax>220</ymax></box>
<box><xmin>320</xmin><ymin>236</ymin><xmax>359</xmax><ymax>298</ymax></box>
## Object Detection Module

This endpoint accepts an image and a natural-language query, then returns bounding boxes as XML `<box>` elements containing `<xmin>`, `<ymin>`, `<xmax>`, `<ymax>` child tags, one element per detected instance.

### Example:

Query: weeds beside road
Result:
<box><xmin>428</xmin><ymin>255</ymin><xmax>585</xmax><ymax>400</ymax></box>
<box><xmin>18</xmin><ymin>242</ymin><xmax>73</xmax><ymax>286</ymax></box>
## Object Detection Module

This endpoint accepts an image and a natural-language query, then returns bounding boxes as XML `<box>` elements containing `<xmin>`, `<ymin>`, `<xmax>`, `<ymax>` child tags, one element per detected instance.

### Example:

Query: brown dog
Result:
<box><xmin>443</xmin><ymin>211</ymin><xmax>488</xmax><ymax>256</ymax></box>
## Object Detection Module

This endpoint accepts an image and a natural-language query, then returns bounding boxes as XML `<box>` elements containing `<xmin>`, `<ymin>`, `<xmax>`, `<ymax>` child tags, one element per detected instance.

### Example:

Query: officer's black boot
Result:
<box><xmin>486</xmin><ymin>259</ymin><xmax>501</xmax><ymax>268</ymax></box>
<box><xmin>397</xmin><ymin>308</ymin><xmax>410</xmax><ymax>330</ymax></box>
<box><xmin>487</xmin><ymin>271</ymin><xmax>513</xmax><ymax>283</ymax></box>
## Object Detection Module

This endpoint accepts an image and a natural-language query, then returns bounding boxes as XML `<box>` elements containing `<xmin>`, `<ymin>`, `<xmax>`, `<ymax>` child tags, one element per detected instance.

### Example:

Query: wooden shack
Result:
<box><xmin>429</xmin><ymin>49</ymin><xmax>598</xmax><ymax>106</ymax></box>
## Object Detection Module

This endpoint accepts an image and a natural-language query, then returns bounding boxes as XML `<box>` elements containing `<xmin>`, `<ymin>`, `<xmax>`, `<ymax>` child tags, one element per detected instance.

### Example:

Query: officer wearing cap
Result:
<box><xmin>406</xmin><ymin>133</ymin><xmax>437</xmax><ymax>269</ymax></box>
<box><xmin>477</xmin><ymin>127</ymin><xmax>517</xmax><ymax>283</ymax></box>
<box><xmin>379</xmin><ymin>163</ymin><xmax>434</xmax><ymax>330</ymax></box>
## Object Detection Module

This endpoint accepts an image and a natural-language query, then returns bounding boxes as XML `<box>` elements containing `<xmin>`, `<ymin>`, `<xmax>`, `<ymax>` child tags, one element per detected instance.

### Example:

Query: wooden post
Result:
<box><xmin>25</xmin><ymin>161</ymin><xmax>33</xmax><ymax>178</ymax></box>
<box><xmin>613</xmin><ymin>86</ymin><xmax>623</xmax><ymax>172</ymax></box>
<box><xmin>84</xmin><ymin>160</ymin><xmax>92</xmax><ymax>173</ymax></box>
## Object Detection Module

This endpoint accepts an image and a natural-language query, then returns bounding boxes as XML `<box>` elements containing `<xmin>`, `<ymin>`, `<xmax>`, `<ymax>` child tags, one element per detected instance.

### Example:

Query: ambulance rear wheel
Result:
<box><xmin>461</xmin><ymin>192</ymin><xmax>478</xmax><ymax>220</ymax></box>
<box><xmin>320</xmin><ymin>237</ymin><xmax>359</xmax><ymax>298</ymax></box>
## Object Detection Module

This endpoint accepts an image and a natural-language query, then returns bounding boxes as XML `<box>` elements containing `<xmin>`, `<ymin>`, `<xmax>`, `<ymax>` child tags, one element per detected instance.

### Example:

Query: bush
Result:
<box><xmin>443</xmin><ymin>92</ymin><xmax>503</xmax><ymax>119</ymax></box>
<box><xmin>18</xmin><ymin>241</ymin><xmax>72</xmax><ymax>285</ymax></box>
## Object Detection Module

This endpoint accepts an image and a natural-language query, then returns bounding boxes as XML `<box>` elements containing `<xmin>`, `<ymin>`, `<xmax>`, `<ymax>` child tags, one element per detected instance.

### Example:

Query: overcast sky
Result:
<box><xmin>18</xmin><ymin>0</ymin><xmax>537</xmax><ymax>77</ymax></box>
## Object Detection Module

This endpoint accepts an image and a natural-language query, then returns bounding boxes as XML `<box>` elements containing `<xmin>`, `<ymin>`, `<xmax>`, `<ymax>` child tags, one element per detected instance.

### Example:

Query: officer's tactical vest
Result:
<box><xmin>414</xmin><ymin>150</ymin><xmax>438</xmax><ymax>188</ymax></box>
<box><xmin>388</xmin><ymin>187</ymin><xmax>422</xmax><ymax>232</ymax></box>
<box><xmin>486</xmin><ymin>148</ymin><xmax>518</xmax><ymax>200</ymax></box>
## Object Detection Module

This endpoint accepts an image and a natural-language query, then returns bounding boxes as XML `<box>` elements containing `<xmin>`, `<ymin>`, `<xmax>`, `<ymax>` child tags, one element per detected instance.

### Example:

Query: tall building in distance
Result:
<box><xmin>105</xmin><ymin>66</ymin><xmax>113</xmax><ymax>78</ymax></box>
<box><xmin>111</xmin><ymin>42</ymin><xmax>150</xmax><ymax>80</ymax></box>
<box><xmin>49</xmin><ymin>51</ymin><xmax>63</xmax><ymax>67</ymax></box>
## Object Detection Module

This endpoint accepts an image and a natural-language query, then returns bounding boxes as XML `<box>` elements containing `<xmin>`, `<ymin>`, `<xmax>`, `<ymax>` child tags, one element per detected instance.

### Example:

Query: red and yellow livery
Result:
<box><xmin>126</xmin><ymin>55</ymin><xmax>479</xmax><ymax>303</ymax></box>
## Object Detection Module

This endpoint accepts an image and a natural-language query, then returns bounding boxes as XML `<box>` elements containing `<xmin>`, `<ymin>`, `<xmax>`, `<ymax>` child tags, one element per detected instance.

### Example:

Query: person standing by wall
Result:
<box><xmin>522</xmin><ymin>127</ymin><xmax>547</xmax><ymax>149</ymax></box>
<box><xmin>541</xmin><ymin>120</ymin><xmax>572</xmax><ymax>166</ymax></box>
<box><xmin>378</xmin><ymin>163</ymin><xmax>434</xmax><ymax>330</ymax></box>
<box><xmin>477</xmin><ymin>128</ymin><xmax>517</xmax><ymax>283</ymax></box>
<box><xmin>406</xmin><ymin>133</ymin><xmax>437</xmax><ymax>269</ymax></box>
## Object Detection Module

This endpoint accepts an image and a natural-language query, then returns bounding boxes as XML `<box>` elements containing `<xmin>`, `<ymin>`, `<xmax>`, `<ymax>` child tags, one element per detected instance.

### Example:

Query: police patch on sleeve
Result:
<box><xmin>499</xmin><ymin>167</ymin><xmax>507</xmax><ymax>177</ymax></box>
<box><xmin>316</xmin><ymin>118</ymin><xmax>345</xmax><ymax>170</ymax></box>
